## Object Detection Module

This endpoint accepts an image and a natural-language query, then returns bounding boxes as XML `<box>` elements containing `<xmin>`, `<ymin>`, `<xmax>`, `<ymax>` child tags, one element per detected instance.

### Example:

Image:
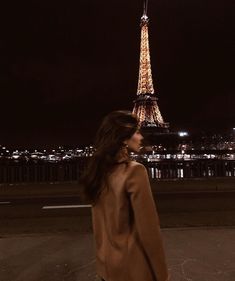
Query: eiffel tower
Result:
<box><xmin>133</xmin><ymin>0</ymin><xmax>169</xmax><ymax>137</ymax></box>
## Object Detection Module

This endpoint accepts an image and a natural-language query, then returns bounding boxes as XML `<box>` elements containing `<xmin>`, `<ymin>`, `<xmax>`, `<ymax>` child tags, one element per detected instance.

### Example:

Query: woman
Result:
<box><xmin>81</xmin><ymin>110</ymin><xmax>170</xmax><ymax>281</ymax></box>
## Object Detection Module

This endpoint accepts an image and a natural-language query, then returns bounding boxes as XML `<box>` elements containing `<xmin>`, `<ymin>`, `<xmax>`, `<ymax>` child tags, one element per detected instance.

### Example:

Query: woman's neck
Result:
<box><xmin>115</xmin><ymin>148</ymin><xmax>130</xmax><ymax>163</ymax></box>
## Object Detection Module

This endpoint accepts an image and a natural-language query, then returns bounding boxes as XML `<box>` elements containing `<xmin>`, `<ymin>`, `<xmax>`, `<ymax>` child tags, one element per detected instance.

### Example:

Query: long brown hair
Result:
<box><xmin>80</xmin><ymin>110</ymin><xmax>139</xmax><ymax>206</ymax></box>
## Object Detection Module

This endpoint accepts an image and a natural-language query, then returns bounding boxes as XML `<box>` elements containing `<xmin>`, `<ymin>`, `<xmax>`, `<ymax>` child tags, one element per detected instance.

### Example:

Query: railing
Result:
<box><xmin>144</xmin><ymin>160</ymin><xmax>235</xmax><ymax>179</ymax></box>
<box><xmin>0</xmin><ymin>158</ymin><xmax>88</xmax><ymax>184</ymax></box>
<box><xmin>0</xmin><ymin>158</ymin><xmax>234</xmax><ymax>184</ymax></box>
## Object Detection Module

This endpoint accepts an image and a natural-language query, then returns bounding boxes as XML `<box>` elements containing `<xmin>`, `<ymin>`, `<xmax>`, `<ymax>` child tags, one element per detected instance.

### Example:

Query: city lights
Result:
<box><xmin>0</xmin><ymin>136</ymin><xmax>234</xmax><ymax>164</ymax></box>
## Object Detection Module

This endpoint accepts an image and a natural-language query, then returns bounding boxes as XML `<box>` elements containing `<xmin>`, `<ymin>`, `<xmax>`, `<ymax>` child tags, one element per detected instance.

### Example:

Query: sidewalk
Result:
<box><xmin>0</xmin><ymin>227</ymin><xmax>235</xmax><ymax>281</ymax></box>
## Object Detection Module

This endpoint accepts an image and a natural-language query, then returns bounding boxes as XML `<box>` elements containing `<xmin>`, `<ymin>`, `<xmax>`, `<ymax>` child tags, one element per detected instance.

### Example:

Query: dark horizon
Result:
<box><xmin>1</xmin><ymin>0</ymin><xmax>234</xmax><ymax>148</ymax></box>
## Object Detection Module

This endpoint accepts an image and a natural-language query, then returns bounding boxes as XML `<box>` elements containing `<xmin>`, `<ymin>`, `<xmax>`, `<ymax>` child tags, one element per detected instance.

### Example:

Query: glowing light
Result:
<box><xmin>178</xmin><ymin>131</ymin><xmax>189</xmax><ymax>137</ymax></box>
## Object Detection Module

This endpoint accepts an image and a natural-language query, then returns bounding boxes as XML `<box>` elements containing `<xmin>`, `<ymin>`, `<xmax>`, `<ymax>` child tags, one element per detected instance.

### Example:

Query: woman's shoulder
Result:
<box><xmin>126</xmin><ymin>160</ymin><xmax>147</xmax><ymax>173</ymax></box>
<box><xmin>124</xmin><ymin>161</ymin><xmax>150</xmax><ymax>192</ymax></box>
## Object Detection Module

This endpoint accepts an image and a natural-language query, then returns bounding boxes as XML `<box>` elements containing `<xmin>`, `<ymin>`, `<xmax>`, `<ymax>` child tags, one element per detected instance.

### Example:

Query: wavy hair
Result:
<box><xmin>80</xmin><ymin>110</ymin><xmax>139</xmax><ymax>206</ymax></box>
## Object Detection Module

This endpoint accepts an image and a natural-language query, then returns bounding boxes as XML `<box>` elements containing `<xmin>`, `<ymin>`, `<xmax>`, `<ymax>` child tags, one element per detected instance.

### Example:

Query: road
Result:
<box><xmin>1</xmin><ymin>190</ymin><xmax>235</xmax><ymax>235</ymax></box>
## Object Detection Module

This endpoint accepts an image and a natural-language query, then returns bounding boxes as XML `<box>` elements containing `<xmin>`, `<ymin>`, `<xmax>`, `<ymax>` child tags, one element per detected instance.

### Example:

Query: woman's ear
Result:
<box><xmin>122</xmin><ymin>142</ymin><xmax>129</xmax><ymax>149</ymax></box>
<box><xmin>123</xmin><ymin>140</ymin><xmax>128</xmax><ymax>146</ymax></box>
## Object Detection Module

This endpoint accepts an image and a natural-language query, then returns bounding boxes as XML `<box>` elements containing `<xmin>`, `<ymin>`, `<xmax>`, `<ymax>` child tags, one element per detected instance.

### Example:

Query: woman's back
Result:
<box><xmin>91</xmin><ymin>160</ymin><xmax>169</xmax><ymax>281</ymax></box>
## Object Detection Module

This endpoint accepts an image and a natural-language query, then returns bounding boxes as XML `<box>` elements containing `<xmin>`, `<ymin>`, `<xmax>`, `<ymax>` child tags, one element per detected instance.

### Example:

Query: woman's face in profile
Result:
<box><xmin>125</xmin><ymin>129</ymin><xmax>144</xmax><ymax>153</ymax></box>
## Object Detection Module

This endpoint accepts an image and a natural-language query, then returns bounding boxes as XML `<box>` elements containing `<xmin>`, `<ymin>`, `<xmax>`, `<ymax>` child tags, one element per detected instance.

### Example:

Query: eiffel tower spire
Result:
<box><xmin>137</xmin><ymin>0</ymin><xmax>154</xmax><ymax>95</ymax></box>
<box><xmin>133</xmin><ymin>0</ymin><xmax>169</xmax><ymax>131</ymax></box>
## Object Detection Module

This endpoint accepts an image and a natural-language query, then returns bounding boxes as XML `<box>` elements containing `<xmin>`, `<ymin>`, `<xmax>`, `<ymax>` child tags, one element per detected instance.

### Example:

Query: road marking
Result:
<box><xmin>42</xmin><ymin>204</ymin><xmax>92</xmax><ymax>210</ymax></box>
<box><xmin>0</xmin><ymin>201</ymin><xmax>11</xmax><ymax>205</ymax></box>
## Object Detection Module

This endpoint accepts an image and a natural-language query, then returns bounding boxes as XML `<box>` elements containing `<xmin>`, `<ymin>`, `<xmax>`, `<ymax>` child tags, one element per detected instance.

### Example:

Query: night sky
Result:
<box><xmin>1</xmin><ymin>0</ymin><xmax>234</xmax><ymax>148</ymax></box>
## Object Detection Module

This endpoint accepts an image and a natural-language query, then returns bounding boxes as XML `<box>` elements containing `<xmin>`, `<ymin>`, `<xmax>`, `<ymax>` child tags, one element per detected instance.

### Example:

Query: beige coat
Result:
<box><xmin>91</xmin><ymin>160</ymin><xmax>169</xmax><ymax>281</ymax></box>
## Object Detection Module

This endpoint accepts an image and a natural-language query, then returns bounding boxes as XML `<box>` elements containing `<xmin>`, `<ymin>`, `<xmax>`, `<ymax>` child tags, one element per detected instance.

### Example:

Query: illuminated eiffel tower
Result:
<box><xmin>133</xmin><ymin>0</ymin><xmax>169</xmax><ymax>135</ymax></box>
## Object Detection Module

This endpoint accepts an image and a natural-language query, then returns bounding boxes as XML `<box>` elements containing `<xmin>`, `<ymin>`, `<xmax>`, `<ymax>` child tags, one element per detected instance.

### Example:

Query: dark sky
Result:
<box><xmin>0</xmin><ymin>0</ymin><xmax>234</xmax><ymax>148</ymax></box>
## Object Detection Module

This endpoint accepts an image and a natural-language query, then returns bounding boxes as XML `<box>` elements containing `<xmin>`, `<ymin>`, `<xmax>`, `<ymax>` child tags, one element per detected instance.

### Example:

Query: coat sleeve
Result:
<box><xmin>125</xmin><ymin>163</ymin><xmax>169</xmax><ymax>281</ymax></box>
